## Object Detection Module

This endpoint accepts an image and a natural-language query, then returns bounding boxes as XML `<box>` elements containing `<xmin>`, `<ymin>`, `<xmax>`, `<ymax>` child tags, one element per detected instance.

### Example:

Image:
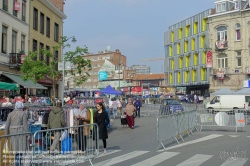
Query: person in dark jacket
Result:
<box><xmin>134</xmin><ymin>98</ymin><xmax>142</xmax><ymax>118</ymax></box>
<box><xmin>47</xmin><ymin>102</ymin><xmax>66</xmax><ymax>152</ymax></box>
<box><xmin>94</xmin><ymin>102</ymin><xmax>110</xmax><ymax>154</ymax></box>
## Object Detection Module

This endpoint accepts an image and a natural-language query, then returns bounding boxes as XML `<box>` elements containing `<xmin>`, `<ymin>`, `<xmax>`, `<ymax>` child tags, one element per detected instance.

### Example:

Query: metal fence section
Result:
<box><xmin>0</xmin><ymin>123</ymin><xmax>99</xmax><ymax>166</ymax></box>
<box><xmin>31</xmin><ymin>123</ymin><xmax>99</xmax><ymax>166</ymax></box>
<box><xmin>197</xmin><ymin>109</ymin><xmax>248</xmax><ymax>132</ymax></box>
<box><xmin>140</xmin><ymin>104</ymin><xmax>160</xmax><ymax>117</ymax></box>
<box><xmin>156</xmin><ymin>110</ymin><xmax>198</xmax><ymax>150</ymax></box>
<box><xmin>0</xmin><ymin>132</ymin><xmax>33</xmax><ymax>166</ymax></box>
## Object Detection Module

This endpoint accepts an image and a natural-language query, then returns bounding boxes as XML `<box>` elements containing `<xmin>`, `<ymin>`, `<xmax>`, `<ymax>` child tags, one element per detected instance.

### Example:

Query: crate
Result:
<box><xmin>29</xmin><ymin>124</ymin><xmax>41</xmax><ymax>133</ymax></box>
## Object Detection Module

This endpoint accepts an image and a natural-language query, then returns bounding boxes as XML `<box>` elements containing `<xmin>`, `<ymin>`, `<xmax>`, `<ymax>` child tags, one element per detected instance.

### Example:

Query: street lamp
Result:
<box><xmin>61</xmin><ymin>36</ymin><xmax>76</xmax><ymax>106</ymax></box>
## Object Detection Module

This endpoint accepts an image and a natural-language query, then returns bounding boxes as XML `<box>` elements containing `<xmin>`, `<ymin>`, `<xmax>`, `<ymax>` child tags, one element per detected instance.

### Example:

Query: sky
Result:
<box><xmin>63</xmin><ymin>0</ymin><xmax>216</xmax><ymax>73</ymax></box>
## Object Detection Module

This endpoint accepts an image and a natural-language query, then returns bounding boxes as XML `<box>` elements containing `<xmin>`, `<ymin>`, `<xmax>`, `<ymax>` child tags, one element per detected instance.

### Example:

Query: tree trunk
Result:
<box><xmin>52</xmin><ymin>82</ymin><xmax>56</xmax><ymax>106</ymax></box>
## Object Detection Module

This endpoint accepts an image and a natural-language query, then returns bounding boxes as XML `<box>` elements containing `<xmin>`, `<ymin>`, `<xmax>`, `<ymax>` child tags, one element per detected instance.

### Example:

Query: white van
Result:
<box><xmin>206</xmin><ymin>95</ymin><xmax>250</xmax><ymax>111</ymax></box>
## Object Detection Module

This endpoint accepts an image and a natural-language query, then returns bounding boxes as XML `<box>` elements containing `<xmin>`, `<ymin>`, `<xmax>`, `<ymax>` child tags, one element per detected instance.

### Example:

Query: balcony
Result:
<box><xmin>212</xmin><ymin>67</ymin><xmax>230</xmax><ymax>80</ymax></box>
<box><xmin>9</xmin><ymin>53</ymin><xmax>23</xmax><ymax>68</ymax></box>
<box><xmin>215</xmin><ymin>40</ymin><xmax>228</xmax><ymax>51</ymax></box>
<box><xmin>22</xmin><ymin>16</ymin><xmax>26</xmax><ymax>22</ymax></box>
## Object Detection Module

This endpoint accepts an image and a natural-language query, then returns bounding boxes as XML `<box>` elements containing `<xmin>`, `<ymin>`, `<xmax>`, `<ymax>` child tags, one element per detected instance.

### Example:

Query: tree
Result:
<box><xmin>21</xmin><ymin>36</ymin><xmax>92</xmax><ymax>102</ymax></box>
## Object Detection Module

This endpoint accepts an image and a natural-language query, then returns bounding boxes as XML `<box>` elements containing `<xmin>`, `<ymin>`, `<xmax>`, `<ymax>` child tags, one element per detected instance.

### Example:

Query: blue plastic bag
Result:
<box><xmin>61</xmin><ymin>138</ymin><xmax>72</xmax><ymax>154</ymax></box>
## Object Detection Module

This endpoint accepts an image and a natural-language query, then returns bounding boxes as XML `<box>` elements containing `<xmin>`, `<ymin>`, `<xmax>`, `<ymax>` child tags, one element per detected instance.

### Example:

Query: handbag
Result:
<box><xmin>3</xmin><ymin>140</ymin><xmax>9</xmax><ymax>154</ymax></box>
<box><xmin>132</xmin><ymin>112</ymin><xmax>136</xmax><ymax>118</ymax></box>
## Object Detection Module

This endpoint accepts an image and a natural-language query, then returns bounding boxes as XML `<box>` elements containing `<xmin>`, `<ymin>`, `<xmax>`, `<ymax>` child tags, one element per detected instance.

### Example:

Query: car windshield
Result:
<box><xmin>164</xmin><ymin>100</ymin><xmax>180</xmax><ymax>105</ymax></box>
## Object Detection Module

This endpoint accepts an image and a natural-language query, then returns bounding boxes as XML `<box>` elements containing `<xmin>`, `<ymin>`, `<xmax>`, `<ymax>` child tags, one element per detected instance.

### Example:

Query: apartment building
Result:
<box><xmin>29</xmin><ymin>0</ymin><xmax>66</xmax><ymax>97</ymax></box>
<box><xmin>164</xmin><ymin>9</ymin><xmax>212</xmax><ymax>95</ymax></box>
<box><xmin>73</xmin><ymin>49</ymin><xmax>127</xmax><ymax>89</ymax></box>
<box><xmin>0</xmin><ymin>0</ymin><xmax>34</xmax><ymax>96</ymax></box>
<box><xmin>208</xmin><ymin>0</ymin><xmax>250</xmax><ymax>91</ymax></box>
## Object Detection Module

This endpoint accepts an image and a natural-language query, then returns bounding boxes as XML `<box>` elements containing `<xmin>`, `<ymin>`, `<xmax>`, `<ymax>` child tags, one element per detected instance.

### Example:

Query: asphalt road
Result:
<box><xmin>77</xmin><ymin>111</ymin><xmax>250</xmax><ymax>166</ymax></box>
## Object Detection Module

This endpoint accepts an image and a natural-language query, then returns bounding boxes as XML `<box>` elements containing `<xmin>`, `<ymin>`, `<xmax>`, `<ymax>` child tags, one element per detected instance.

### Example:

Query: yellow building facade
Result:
<box><xmin>29</xmin><ymin>0</ymin><xmax>66</xmax><ymax>97</ymax></box>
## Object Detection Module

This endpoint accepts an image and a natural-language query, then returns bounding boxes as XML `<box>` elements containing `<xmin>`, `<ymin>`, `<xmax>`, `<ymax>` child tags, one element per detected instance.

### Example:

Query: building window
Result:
<box><xmin>46</xmin><ymin>46</ymin><xmax>50</xmax><ymax>65</ymax></box>
<box><xmin>216</xmin><ymin>4</ymin><xmax>221</xmax><ymax>12</ymax></box>
<box><xmin>193</xmin><ymin>53</ymin><xmax>198</xmax><ymax>66</ymax></box>
<box><xmin>54</xmin><ymin>51</ymin><xmax>58</xmax><ymax>70</ymax></box>
<box><xmin>11</xmin><ymin>30</ymin><xmax>17</xmax><ymax>53</ymax></box>
<box><xmin>3</xmin><ymin>0</ymin><xmax>8</xmax><ymax>11</ymax></box>
<box><xmin>33</xmin><ymin>8</ymin><xmax>38</xmax><ymax>30</ymax></box>
<box><xmin>32</xmin><ymin>39</ymin><xmax>37</xmax><ymax>60</ymax></box>
<box><xmin>236</xmin><ymin>51</ymin><xmax>241</xmax><ymax>67</ymax></box>
<box><xmin>200</xmin><ymin>35</ymin><xmax>205</xmax><ymax>48</ymax></box>
<box><xmin>54</xmin><ymin>23</ymin><xmax>59</xmax><ymax>42</ymax></box>
<box><xmin>192</xmin><ymin>38</ymin><xmax>195</xmax><ymax>50</ymax></box>
<box><xmin>178</xmin><ymin>28</ymin><xmax>182</xmax><ymax>39</ymax></box>
<box><xmin>236</xmin><ymin>23</ymin><xmax>240</xmax><ymax>41</ymax></box>
<box><xmin>177</xmin><ymin>43</ymin><xmax>181</xmax><ymax>54</ymax></box>
<box><xmin>221</xmin><ymin>3</ymin><xmax>226</xmax><ymax>11</ymax></box>
<box><xmin>1</xmin><ymin>26</ymin><xmax>8</xmax><ymax>54</ymax></box>
<box><xmin>169</xmin><ymin>45</ymin><xmax>173</xmax><ymax>56</ymax></box>
<box><xmin>13</xmin><ymin>0</ymin><xmax>17</xmax><ymax>17</ymax></box>
<box><xmin>202</xmin><ymin>18</ymin><xmax>208</xmax><ymax>31</ymax></box>
<box><xmin>217</xmin><ymin>54</ymin><xmax>228</xmax><ymax>68</ymax></box>
<box><xmin>39</xmin><ymin>43</ymin><xmax>44</xmax><ymax>61</ymax></box>
<box><xmin>22</xmin><ymin>0</ymin><xmax>26</xmax><ymax>22</ymax></box>
<box><xmin>40</xmin><ymin>12</ymin><xmax>45</xmax><ymax>34</ymax></box>
<box><xmin>217</xmin><ymin>26</ymin><xmax>227</xmax><ymax>41</ymax></box>
<box><xmin>193</xmin><ymin>22</ymin><xmax>198</xmax><ymax>34</ymax></box>
<box><xmin>46</xmin><ymin>17</ymin><xmax>50</xmax><ymax>37</ymax></box>
<box><xmin>21</xmin><ymin>34</ymin><xmax>25</xmax><ymax>52</ymax></box>
<box><xmin>185</xmin><ymin>25</ymin><xmax>190</xmax><ymax>37</ymax></box>
<box><xmin>171</xmin><ymin>31</ymin><xmax>174</xmax><ymax>42</ymax></box>
<box><xmin>184</xmin><ymin>41</ymin><xmax>188</xmax><ymax>52</ymax></box>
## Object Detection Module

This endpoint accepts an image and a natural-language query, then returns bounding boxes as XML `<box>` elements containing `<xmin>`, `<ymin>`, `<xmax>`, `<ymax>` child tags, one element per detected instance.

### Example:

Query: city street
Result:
<box><xmin>79</xmin><ymin>113</ymin><xmax>250</xmax><ymax>166</ymax></box>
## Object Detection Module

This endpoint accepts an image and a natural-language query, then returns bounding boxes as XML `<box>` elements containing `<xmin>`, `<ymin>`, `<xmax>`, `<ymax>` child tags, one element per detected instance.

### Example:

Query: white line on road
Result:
<box><xmin>247</xmin><ymin>136</ymin><xmax>250</xmax><ymax>138</ymax></box>
<box><xmin>93</xmin><ymin>151</ymin><xmax>149</xmax><ymax>166</ymax></box>
<box><xmin>228</xmin><ymin>135</ymin><xmax>240</xmax><ymax>138</ymax></box>
<box><xmin>97</xmin><ymin>150</ymin><xmax>121</xmax><ymax>158</ymax></box>
<box><xmin>157</xmin><ymin>134</ymin><xmax>223</xmax><ymax>152</ymax></box>
<box><xmin>220</xmin><ymin>158</ymin><xmax>248</xmax><ymax>166</ymax></box>
<box><xmin>176</xmin><ymin>154</ymin><xmax>213</xmax><ymax>166</ymax></box>
<box><xmin>131</xmin><ymin>152</ymin><xmax>179</xmax><ymax>166</ymax></box>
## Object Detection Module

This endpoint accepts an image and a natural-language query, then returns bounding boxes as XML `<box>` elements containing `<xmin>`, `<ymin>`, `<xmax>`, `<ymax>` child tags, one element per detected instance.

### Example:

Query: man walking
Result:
<box><xmin>134</xmin><ymin>98</ymin><xmax>142</xmax><ymax>118</ymax></box>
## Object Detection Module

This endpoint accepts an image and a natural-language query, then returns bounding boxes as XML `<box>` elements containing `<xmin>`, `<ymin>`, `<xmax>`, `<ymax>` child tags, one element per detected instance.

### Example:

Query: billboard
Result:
<box><xmin>98</xmin><ymin>60</ymin><xmax>123</xmax><ymax>81</ymax></box>
<box><xmin>206</xmin><ymin>51</ymin><xmax>213</xmax><ymax>68</ymax></box>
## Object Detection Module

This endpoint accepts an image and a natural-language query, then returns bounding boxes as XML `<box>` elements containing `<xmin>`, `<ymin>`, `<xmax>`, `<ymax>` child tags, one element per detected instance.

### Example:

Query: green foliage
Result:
<box><xmin>21</xmin><ymin>36</ymin><xmax>92</xmax><ymax>96</ymax></box>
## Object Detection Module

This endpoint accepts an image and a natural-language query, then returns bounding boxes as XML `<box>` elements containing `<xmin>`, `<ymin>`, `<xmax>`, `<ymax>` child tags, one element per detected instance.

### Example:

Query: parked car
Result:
<box><xmin>161</xmin><ymin>99</ymin><xmax>184</xmax><ymax>113</ymax></box>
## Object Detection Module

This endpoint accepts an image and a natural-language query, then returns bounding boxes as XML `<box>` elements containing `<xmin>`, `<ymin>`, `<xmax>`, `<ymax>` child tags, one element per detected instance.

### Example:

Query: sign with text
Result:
<box><xmin>14</xmin><ymin>2</ymin><xmax>20</xmax><ymax>11</ymax></box>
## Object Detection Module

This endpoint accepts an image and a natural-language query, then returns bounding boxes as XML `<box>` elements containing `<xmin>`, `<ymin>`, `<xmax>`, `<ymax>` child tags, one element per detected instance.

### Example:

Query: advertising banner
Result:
<box><xmin>98</xmin><ymin>60</ymin><xmax>123</xmax><ymax>81</ymax></box>
<box><xmin>14</xmin><ymin>2</ymin><xmax>20</xmax><ymax>11</ymax></box>
<box><xmin>206</xmin><ymin>51</ymin><xmax>213</xmax><ymax>68</ymax></box>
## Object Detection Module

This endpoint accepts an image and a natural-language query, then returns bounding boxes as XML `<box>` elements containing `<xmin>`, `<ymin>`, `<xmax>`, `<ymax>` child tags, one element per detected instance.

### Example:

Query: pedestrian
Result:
<box><xmin>94</xmin><ymin>102</ymin><xmax>110</xmax><ymax>154</ymax></box>
<box><xmin>104</xmin><ymin>96</ymin><xmax>111</xmax><ymax>127</ymax></box>
<box><xmin>47</xmin><ymin>102</ymin><xmax>66</xmax><ymax>153</ymax></box>
<box><xmin>121</xmin><ymin>99</ymin><xmax>127</xmax><ymax>115</ymax></box>
<box><xmin>124</xmin><ymin>98</ymin><xmax>136</xmax><ymax>129</ymax></box>
<box><xmin>74</xmin><ymin>102</ymin><xmax>91</xmax><ymax>153</ymax></box>
<box><xmin>5</xmin><ymin>101</ymin><xmax>30</xmax><ymax>166</ymax></box>
<box><xmin>112</xmin><ymin>98</ymin><xmax>118</xmax><ymax>119</ymax></box>
<box><xmin>134</xmin><ymin>97</ymin><xmax>142</xmax><ymax>118</ymax></box>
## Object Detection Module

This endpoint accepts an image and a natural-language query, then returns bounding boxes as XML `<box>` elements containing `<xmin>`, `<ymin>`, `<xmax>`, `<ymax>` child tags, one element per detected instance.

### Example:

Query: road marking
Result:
<box><xmin>228</xmin><ymin>135</ymin><xmax>240</xmax><ymax>138</ymax></box>
<box><xmin>94</xmin><ymin>151</ymin><xmax>149</xmax><ymax>166</ymax></box>
<box><xmin>220</xmin><ymin>158</ymin><xmax>248</xmax><ymax>166</ymax></box>
<box><xmin>247</xmin><ymin>136</ymin><xmax>250</xmax><ymax>138</ymax></box>
<box><xmin>176</xmin><ymin>154</ymin><xmax>212</xmax><ymax>166</ymax></box>
<box><xmin>97</xmin><ymin>150</ymin><xmax>121</xmax><ymax>158</ymax></box>
<box><xmin>131</xmin><ymin>152</ymin><xmax>179</xmax><ymax>166</ymax></box>
<box><xmin>158</xmin><ymin>134</ymin><xmax>223</xmax><ymax>152</ymax></box>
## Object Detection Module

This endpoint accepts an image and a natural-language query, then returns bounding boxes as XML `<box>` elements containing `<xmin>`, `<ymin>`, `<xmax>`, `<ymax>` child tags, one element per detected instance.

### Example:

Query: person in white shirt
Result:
<box><xmin>112</xmin><ymin>99</ymin><xmax>118</xmax><ymax>119</ymax></box>
<box><xmin>64</xmin><ymin>95</ymin><xmax>70</xmax><ymax>103</ymax></box>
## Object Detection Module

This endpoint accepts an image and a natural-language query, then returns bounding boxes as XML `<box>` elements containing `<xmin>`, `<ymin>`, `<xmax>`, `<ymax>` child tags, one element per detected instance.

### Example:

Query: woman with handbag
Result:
<box><xmin>124</xmin><ymin>98</ymin><xmax>136</xmax><ymax>129</ymax></box>
<box><xmin>5</xmin><ymin>101</ymin><xmax>30</xmax><ymax>166</ymax></box>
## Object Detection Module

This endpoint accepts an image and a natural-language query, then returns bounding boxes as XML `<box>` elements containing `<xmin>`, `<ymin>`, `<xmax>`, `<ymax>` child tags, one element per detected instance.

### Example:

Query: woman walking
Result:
<box><xmin>124</xmin><ymin>98</ymin><xmax>136</xmax><ymax>129</ymax></box>
<box><xmin>5</xmin><ymin>101</ymin><xmax>29</xmax><ymax>166</ymax></box>
<box><xmin>94</xmin><ymin>102</ymin><xmax>110</xmax><ymax>153</ymax></box>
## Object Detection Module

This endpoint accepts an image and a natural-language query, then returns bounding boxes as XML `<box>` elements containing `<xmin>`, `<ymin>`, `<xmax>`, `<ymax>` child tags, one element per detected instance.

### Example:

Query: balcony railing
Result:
<box><xmin>22</xmin><ymin>15</ymin><xmax>26</xmax><ymax>22</ymax></box>
<box><xmin>13</xmin><ymin>10</ymin><xmax>17</xmax><ymax>17</ymax></box>
<box><xmin>9</xmin><ymin>53</ymin><xmax>22</xmax><ymax>68</ymax></box>
<box><xmin>212</xmin><ymin>67</ymin><xmax>230</xmax><ymax>79</ymax></box>
<box><xmin>3</xmin><ymin>4</ymin><xmax>8</xmax><ymax>11</ymax></box>
<box><xmin>215</xmin><ymin>40</ymin><xmax>228</xmax><ymax>51</ymax></box>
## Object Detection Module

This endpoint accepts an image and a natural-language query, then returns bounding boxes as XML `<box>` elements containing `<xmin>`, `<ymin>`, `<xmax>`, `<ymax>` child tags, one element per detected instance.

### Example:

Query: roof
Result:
<box><xmin>133</xmin><ymin>74</ymin><xmax>165</xmax><ymax>80</ymax></box>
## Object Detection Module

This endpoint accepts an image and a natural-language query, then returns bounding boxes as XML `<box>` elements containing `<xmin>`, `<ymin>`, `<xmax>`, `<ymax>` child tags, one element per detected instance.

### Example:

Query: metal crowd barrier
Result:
<box><xmin>156</xmin><ymin>110</ymin><xmax>198</xmax><ymax>150</ymax></box>
<box><xmin>197</xmin><ymin>109</ymin><xmax>248</xmax><ymax>132</ymax></box>
<box><xmin>140</xmin><ymin>104</ymin><xmax>160</xmax><ymax>117</ymax></box>
<box><xmin>0</xmin><ymin>123</ymin><xmax>99</xmax><ymax>166</ymax></box>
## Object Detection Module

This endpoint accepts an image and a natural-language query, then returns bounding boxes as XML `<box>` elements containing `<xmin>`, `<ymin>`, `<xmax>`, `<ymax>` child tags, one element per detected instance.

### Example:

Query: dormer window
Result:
<box><xmin>216</xmin><ymin>3</ymin><xmax>226</xmax><ymax>12</ymax></box>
